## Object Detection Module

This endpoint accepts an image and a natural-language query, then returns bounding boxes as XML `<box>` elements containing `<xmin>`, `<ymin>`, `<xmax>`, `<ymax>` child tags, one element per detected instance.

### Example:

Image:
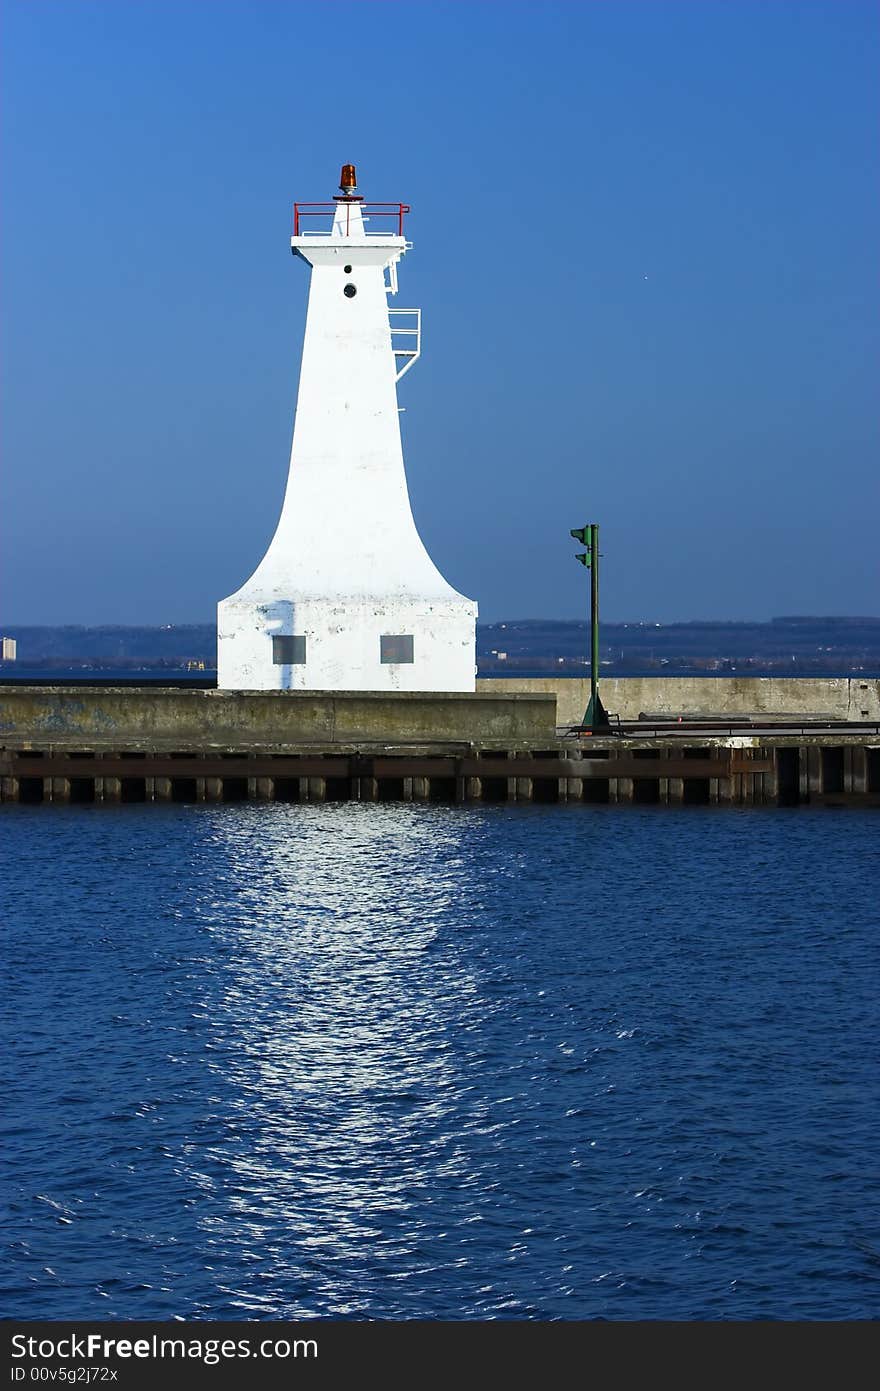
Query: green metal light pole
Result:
<box><xmin>570</xmin><ymin>522</ymin><xmax>609</xmax><ymax>729</ymax></box>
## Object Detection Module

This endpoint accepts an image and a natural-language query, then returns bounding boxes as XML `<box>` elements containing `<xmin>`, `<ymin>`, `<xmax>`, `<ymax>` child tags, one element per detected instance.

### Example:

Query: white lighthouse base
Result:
<box><xmin>217</xmin><ymin>594</ymin><xmax>476</xmax><ymax>692</ymax></box>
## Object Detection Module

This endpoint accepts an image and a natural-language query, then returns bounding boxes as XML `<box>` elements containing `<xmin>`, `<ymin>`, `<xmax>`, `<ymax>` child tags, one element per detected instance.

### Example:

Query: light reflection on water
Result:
<box><xmin>183</xmin><ymin>806</ymin><xmax>487</xmax><ymax>1315</ymax></box>
<box><xmin>3</xmin><ymin>801</ymin><xmax>879</xmax><ymax>1319</ymax></box>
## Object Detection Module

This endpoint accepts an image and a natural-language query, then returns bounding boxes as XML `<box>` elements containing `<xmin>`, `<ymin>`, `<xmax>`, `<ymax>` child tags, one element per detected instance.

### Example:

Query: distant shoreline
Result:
<box><xmin>2</xmin><ymin>616</ymin><xmax>879</xmax><ymax>682</ymax></box>
<box><xmin>3</xmin><ymin>666</ymin><xmax>880</xmax><ymax>686</ymax></box>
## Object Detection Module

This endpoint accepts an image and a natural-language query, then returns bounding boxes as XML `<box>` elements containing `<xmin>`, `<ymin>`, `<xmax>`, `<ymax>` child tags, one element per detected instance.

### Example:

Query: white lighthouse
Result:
<box><xmin>217</xmin><ymin>164</ymin><xmax>477</xmax><ymax>692</ymax></box>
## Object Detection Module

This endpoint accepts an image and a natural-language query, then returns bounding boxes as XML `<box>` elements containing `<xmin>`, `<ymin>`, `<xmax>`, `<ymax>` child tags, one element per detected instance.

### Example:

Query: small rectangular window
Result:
<box><xmin>380</xmin><ymin>634</ymin><xmax>414</xmax><ymax>664</ymax></box>
<box><xmin>272</xmin><ymin>635</ymin><xmax>306</xmax><ymax>665</ymax></box>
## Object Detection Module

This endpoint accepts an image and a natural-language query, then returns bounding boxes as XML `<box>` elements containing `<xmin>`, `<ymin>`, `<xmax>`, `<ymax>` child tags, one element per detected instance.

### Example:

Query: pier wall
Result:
<box><xmin>0</xmin><ymin>687</ymin><xmax>556</xmax><ymax>749</ymax></box>
<box><xmin>1</xmin><ymin>684</ymin><xmax>877</xmax><ymax>809</ymax></box>
<box><xmin>478</xmin><ymin>676</ymin><xmax>880</xmax><ymax>726</ymax></box>
<box><xmin>3</xmin><ymin>739</ymin><xmax>877</xmax><ymax>808</ymax></box>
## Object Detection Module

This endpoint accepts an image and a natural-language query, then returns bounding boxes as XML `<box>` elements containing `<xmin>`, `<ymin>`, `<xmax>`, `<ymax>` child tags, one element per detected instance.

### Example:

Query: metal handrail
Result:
<box><xmin>293</xmin><ymin>202</ymin><xmax>410</xmax><ymax>237</ymax></box>
<box><xmin>559</xmin><ymin>719</ymin><xmax>880</xmax><ymax>739</ymax></box>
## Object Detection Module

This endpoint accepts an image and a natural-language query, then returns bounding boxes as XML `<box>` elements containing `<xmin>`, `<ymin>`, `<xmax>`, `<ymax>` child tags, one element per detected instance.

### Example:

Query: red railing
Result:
<box><xmin>293</xmin><ymin>202</ymin><xmax>410</xmax><ymax>237</ymax></box>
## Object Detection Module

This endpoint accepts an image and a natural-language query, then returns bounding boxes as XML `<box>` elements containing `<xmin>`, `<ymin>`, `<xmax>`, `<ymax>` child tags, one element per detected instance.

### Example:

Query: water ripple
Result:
<box><xmin>2</xmin><ymin>802</ymin><xmax>879</xmax><ymax>1318</ymax></box>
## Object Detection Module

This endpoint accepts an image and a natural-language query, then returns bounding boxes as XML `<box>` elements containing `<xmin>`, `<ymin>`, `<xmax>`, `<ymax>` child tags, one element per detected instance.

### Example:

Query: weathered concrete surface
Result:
<box><xmin>0</xmin><ymin>688</ymin><xmax>556</xmax><ymax>750</ymax></box>
<box><xmin>478</xmin><ymin>676</ymin><xmax>880</xmax><ymax>726</ymax></box>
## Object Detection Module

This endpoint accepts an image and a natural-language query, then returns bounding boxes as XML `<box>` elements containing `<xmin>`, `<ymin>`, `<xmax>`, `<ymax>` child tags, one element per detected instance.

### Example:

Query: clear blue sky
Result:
<box><xmin>2</xmin><ymin>0</ymin><xmax>878</xmax><ymax>624</ymax></box>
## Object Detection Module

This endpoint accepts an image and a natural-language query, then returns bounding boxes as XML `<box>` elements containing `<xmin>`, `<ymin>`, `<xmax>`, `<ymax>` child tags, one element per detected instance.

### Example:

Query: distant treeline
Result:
<box><xmin>0</xmin><ymin>625</ymin><xmax>217</xmax><ymax>664</ymax></box>
<box><xmin>2</xmin><ymin>617</ymin><xmax>880</xmax><ymax>675</ymax></box>
<box><xmin>478</xmin><ymin>616</ymin><xmax>880</xmax><ymax>673</ymax></box>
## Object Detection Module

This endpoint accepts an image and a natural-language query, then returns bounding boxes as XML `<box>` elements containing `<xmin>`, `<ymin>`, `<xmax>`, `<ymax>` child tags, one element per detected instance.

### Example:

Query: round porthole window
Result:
<box><xmin>344</xmin><ymin>264</ymin><xmax>352</xmax><ymax>273</ymax></box>
<box><xmin>343</xmin><ymin>284</ymin><xmax>357</xmax><ymax>298</ymax></box>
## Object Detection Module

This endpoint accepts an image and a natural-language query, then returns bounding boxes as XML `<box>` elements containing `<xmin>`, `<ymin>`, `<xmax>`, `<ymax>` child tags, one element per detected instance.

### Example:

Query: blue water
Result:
<box><xmin>2</xmin><ymin>803</ymin><xmax>878</xmax><ymax>1321</ymax></box>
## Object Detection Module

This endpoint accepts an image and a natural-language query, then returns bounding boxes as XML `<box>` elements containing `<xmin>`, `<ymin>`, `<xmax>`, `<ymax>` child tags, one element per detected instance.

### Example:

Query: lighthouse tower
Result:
<box><xmin>217</xmin><ymin>165</ymin><xmax>477</xmax><ymax>692</ymax></box>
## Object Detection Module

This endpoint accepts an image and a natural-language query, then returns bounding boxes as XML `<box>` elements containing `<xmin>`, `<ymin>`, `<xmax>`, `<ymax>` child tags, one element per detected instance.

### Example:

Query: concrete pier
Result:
<box><xmin>1</xmin><ymin>686</ymin><xmax>877</xmax><ymax>809</ymax></box>
<box><xmin>478</xmin><ymin>675</ymin><xmax>880</xmax><ymax>725</ymax></box>
<box><xmin>2</xmin><ymin>737</ymin><xmax>878</xmax><ymax>809</ymax></box>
